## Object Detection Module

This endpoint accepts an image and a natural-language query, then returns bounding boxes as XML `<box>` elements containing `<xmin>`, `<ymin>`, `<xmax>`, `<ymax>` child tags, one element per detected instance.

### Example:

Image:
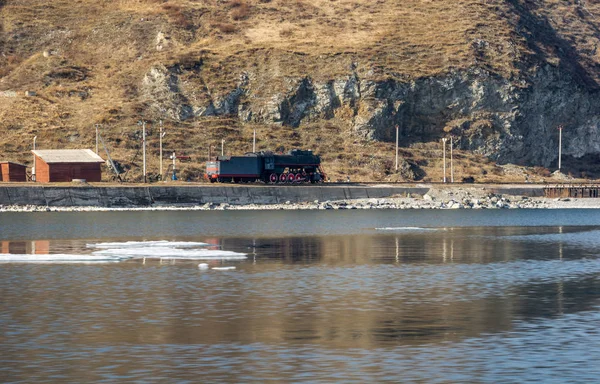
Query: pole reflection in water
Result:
<box><xmin>2</xmin><ymin>218</ymin><xmax>600</xmax><ymax>382</ymax></box>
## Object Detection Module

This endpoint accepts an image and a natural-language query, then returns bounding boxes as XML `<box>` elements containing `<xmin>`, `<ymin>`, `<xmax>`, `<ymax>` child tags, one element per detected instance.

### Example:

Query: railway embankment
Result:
<box><xmin>0</xmin><ymin>184</ymin><xmax>431</xmax><ymax>208</ymax></box>
<box><xmin>0</xmin><ymin>183</ymin><xmax>557</xmax><ymax>210</ymax></box>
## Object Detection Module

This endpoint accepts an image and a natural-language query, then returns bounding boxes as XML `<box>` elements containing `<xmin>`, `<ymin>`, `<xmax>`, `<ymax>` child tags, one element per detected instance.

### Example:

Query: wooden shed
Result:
<box><xmin>32</xmin><ymin>149</ymin><xmax>104</xmax><ymax>183</ymax></box>
<box><xmin>0</xmin><ymin>161</ymin><xmax>27</xmax><ymax>182</ymax></box>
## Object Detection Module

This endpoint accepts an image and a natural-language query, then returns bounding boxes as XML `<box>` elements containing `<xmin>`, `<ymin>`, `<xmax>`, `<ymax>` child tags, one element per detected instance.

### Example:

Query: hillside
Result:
<box><xmin>2</xmin><ymin>0</ymin><xmax>600</xmax><ymax>182</ymax></box>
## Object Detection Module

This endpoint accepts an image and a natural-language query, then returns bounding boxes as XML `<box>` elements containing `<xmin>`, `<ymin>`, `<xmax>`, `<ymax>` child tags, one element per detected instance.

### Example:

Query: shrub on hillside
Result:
<box><xmin>533</xmin><ymin>166</ymin><xmax>551</xmax><ymax>178</ymax></box>
<box><xmin>216</xmin><ymin>23</ymin><xmax>237</xmax><ymax>34</ymax></box>
<box><xmin>230</xmin><ymin>3</ymin><xmax>250</xmax><ymax>21</ymax></box>
<box><xmin>162</xmin><ymin>3</ymin><xmax>193</xmax><ymax>29</ymax></box>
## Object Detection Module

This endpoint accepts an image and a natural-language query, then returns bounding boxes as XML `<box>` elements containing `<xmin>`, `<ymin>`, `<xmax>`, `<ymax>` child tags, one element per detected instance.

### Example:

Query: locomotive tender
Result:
<box><xmin>206</xmin><ymin>149</ymin><xmax>326</xmax><ymax>183</ymax></box>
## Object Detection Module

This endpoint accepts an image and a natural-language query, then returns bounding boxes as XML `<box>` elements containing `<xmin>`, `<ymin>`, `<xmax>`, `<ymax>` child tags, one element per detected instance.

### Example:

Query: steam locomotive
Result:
<box><xmin>206</xmin><ymin>149</ymin><xmax>326</xmax><ymax>183</ymax></box>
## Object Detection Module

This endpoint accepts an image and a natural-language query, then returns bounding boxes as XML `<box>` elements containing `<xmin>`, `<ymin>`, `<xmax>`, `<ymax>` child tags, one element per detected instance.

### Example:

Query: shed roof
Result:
<box><xmin>32</xmin><ymin>149</ymin><xmax>104</xmax><ymax>164</ymax></box>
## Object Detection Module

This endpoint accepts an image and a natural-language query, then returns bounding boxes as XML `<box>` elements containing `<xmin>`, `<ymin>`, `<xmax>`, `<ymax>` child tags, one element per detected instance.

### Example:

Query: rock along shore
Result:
<box><xmin>0</xmin><ymin>186</ymin><xmax>598</xmax><ymax>212</ymax></box>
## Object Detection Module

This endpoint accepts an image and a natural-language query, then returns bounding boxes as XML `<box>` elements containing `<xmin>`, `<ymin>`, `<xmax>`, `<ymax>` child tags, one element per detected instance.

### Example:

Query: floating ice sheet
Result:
<box><xmin>0</xmin><ymin>241</ymin><xmax>246</xmax><ymax>264</ymax></box>
<box><xmin>92</xmin><ymin>247</ymin><xmax>247</xmax><ymax>260</ymax></box>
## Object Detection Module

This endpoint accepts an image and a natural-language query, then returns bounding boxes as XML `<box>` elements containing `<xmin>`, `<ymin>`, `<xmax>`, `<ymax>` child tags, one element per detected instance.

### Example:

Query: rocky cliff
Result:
<box><xmin>141</xmin><ymin>62</ymin><xmax>600</xmax><ymax>168</ymax></box>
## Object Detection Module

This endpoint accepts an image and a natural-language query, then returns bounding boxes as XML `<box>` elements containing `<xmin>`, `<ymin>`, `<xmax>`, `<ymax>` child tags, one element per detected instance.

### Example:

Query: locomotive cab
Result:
<box><xmin>206</xmin><ymin>160</ymin><xmax>219</xmax><ymax>182</ymax></box>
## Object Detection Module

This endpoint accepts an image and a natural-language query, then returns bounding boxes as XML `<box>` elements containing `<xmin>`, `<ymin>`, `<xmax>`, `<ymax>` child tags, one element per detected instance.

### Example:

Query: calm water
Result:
<box><xmin>2</xmin><ymin>209</ymin><xmax>600</xmax><ymax>383</ymax></box>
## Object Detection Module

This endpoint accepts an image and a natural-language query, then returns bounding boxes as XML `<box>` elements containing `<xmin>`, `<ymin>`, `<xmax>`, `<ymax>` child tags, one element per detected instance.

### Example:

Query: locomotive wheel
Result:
<box><xmin>279</xmin><ymin>173</ymin><xmax>287</xmax><ymax>183</ymax></box>
<box><xmin>287</xmin><ymin>173</ymin><xmax>296</xmax><ymax>183</ymax></box>
<box><xmin>269</xmin><ymin>173</ymin><xmax>278</xmax><ymax>184</ymax></box>
<box><xmin>295</xmin><ymin>173</ymin><xmax>304</xmax><ymax>183</ymax></box>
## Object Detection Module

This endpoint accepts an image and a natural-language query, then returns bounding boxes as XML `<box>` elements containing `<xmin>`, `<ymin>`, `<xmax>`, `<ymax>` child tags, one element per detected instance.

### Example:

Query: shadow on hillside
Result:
<box><xmin>553</xmin><ymin>153</ymin><xmax>600</xmax><ymax>179</ymax></box>
<box><xmin>506</xmin><ymin>0</ymin><xmax>599</xmax><ymax>90</ymax></box>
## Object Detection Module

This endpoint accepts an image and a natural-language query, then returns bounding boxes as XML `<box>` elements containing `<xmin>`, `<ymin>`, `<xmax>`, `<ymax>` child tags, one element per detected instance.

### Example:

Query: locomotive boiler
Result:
<box><xmin>206</xmin><ymin>149</ymin><xmax>326</xmax><ymax>183</ymax></box>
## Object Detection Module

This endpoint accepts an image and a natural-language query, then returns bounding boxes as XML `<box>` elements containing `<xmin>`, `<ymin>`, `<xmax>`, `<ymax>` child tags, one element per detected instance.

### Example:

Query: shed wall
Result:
<box><xmin>0</xmin><ymin>163</ymin><xmax>27</xmax><ymax>182</ymax></box>
<box><xmin>34</xmin><ymin>156</ymin><xmax>102</xmax><ymax>182</ymax></box>
<box><xmin>34</xmin><ymin>157</ymin><xmax>51</xmax><ymax>183</ymax></box>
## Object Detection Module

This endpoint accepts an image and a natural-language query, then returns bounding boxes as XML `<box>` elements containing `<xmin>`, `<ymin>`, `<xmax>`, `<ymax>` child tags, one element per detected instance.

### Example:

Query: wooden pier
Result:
<box><xmin>544</xmin><ymin>185</ymin><xmax>600</xmax><ymax>198</ymax></box>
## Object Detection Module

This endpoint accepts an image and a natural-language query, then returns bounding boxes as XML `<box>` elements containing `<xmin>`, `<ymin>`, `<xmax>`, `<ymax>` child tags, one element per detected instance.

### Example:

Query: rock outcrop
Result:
<box><xmin>142</xmin><ymin>61</ymin><xmax>600</xmax><ymax>168</ymax></box>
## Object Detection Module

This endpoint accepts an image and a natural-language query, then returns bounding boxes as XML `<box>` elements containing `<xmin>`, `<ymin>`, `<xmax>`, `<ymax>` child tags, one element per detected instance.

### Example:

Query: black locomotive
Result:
<box><xmin>206</xmin><ymin>149</ymin><xmax>326</xmax><ymax>183</ymax></box>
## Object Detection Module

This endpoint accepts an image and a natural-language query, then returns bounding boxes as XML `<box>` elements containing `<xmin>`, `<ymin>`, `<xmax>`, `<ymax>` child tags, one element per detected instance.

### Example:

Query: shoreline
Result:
<box><xmin>1</xmin><ymin>193</ymin><xmax>598</xmax><ymax>212</ymax></box>
<box><xmin>0</xmin><ymin>184</ymin><xmax>598</xmax><ymax>212</ymax></box>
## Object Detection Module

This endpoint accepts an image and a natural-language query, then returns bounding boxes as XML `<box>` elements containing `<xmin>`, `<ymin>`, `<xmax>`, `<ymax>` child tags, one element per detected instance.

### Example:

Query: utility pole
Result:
<box><xmin>450</xmin><ymin>136</ymin><xmax>454</xmax><ymax>183</ymax></box>
<box><xmin>32</xmin><ymin>136</ymin><xmax>37</xmax><ymax>182</ymax></box>
<box><xmin>98</xmin><ymin>132</ymin><xmax>121</xmax><ymax>182</ymax></box>
<box><xmin>395</xmin><ymin>125</ymin><xmax>399</xmax><ymax>171</ymax></box>
<box><xmin>221</xmin><ymin>139</ymin><xmax>225</xmax><ymax>156</ymax></box>
<box><xmin>558</xmin><ymin>125</ymin><xmax>563</xmax><ymax>172</ymax></box>
<box><xmin>441</xmin><ymin>137</ymin><xmax>447</xmax><ymax>183</ymax></box>
<box><xmin>143</xmin><ymin>121</ymin><xmax>147</xmax><ymax>183</ymax></box>
<box><xmin>253</xmin><ymin>129</ymin><xmax>256</xmax><ymax>153</ymax></box>
<box><xmin>159</xmin><ymin>120</ymin><xmax>166</xmax><ymax>179</ymax></box>
<box><xmin>95</xmin><ymin>124</ymin><xmax>99</xmax><ymax>154</ymax></box>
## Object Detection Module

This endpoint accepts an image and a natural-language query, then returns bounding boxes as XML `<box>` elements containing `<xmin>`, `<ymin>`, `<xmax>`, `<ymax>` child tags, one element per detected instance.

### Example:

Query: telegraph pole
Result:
<box><xmin>450</xmin><ymin>136</ymin><xmax>454</xmax><ymax>183</ymax></box>
<box><xmin>95</xmin><ymin>124</ymin><xmax>99</xmax><ymax>154</ymax></box>
<box><xmin>441</xmin><ymin>138</ymin><xmax>447</xmax><ymax>183</ymax></box>
<box><xmin>32</xmin><ymin>136</ymin><xmax>37</xmax><ymax>182</ymax></box>
<box><xmin>138</xmin><ymin>120</ymin><xmax>147</xmax><ymax>183</ymax></box>
<box><xmin>558</xmin><ymin>125</ymin><xmax>563</xmax><ymax>171</ymax></box>
<box><xmin>159</xmin><ymin>120</ymin><xmax>165</xmax><ymax>179</ymax></box>
<box><xmin>143</xmin><ymin>121</ymin><xmax>146</xmax><ymax>183</ymax></box>
<box><xmin>395</xmin><ymin>125</ymin><xmax>399</xmax><ymax>171</ymax></box>
<box><xmin>253</xmin><ymin>129</ymin><xmax>256</xmax><ymax>153</ymax></box>
<box><xmin>221</xmin><ymin>139</ymin><xmax>225</xmax><ymax>156</ymax></box>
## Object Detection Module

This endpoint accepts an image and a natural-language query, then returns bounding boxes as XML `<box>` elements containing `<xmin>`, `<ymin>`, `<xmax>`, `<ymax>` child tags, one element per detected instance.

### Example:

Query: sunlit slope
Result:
<box><xmin>1</xmin><ymin>0</ymin><xmax>600</xmax><ymax>181</ymax></box>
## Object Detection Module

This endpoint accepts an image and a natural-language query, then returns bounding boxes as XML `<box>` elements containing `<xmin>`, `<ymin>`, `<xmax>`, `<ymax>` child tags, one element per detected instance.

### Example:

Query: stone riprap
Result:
<box><xmin>0</xmin><ymin>184</ymin><xmax>595</xmax><ymax>211</ymax></box>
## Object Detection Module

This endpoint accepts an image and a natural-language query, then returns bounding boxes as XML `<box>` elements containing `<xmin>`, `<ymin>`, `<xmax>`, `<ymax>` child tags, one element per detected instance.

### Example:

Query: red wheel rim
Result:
<box><xmin>279</xmin><ymin>174</ymin><xmax>287</xmax><ymax>182</ymax></box>
<box><xmin>295</xmin><ymin>173</ymin><xmax>304</xmax><ymax>182</ymax></box>
<box><xmin>270</xmin><ymin>173</ymin><xmax>277</xmax><ymax>183</ymax></box>
<box><xmin>288</xmin><ymin>173</ymin><xmax>295</xmax><ymax>182</ymax></box>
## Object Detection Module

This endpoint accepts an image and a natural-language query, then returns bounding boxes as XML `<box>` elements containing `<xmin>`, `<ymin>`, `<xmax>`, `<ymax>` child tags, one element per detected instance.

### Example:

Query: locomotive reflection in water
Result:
<box><xmin>205</xmin><ymin>149</ymin><xmax>326</xmax><ymax>183</ymax></box>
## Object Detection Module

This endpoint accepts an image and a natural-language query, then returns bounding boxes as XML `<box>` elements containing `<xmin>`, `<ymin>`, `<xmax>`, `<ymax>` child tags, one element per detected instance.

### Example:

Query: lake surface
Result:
<box><xmin>2</xmin><ymin>209</ymin><xmax>600</xmax><ymax>382</ymax></box>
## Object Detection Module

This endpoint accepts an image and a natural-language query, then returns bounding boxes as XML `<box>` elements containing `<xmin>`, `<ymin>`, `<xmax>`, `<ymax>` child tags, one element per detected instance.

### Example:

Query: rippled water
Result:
<box><xmin>2</xmin><ymin>209</ymin><xmax>600</xmax><ymax>382</ymax></box>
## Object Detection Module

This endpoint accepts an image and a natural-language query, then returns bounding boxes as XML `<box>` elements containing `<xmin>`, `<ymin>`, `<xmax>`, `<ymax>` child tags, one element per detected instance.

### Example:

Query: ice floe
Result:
<box><xmin>376</xmin><ymin>227</ymin><xmax>438</xmax><ymax>232</ymax></box>
<box><xmin>1</xmin><ymin>240</ymin><xmax>246</xmax><ymax>264</ymax></box>
<box><xmin>92</xmin><ymin>247</ymin><xmax>246</xmax><ymax>260</ymax></box>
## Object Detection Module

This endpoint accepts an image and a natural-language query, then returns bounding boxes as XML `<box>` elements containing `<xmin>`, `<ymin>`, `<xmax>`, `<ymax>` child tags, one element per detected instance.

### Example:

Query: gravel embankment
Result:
<box><xmin>0</xmin><ymin>187</ymin><xmax>598</xmax><ymax>212</ymax></box>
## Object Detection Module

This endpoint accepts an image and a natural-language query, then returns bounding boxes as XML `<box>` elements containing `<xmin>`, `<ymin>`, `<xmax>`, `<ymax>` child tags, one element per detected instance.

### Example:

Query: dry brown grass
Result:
<box><xmin>2</xmin><ymin>0</ymin><xmax>600</xmax><ymax>182</ymax></box>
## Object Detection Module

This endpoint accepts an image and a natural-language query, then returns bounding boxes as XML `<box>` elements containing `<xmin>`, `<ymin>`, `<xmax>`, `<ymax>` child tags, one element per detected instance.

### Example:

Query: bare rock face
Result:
<box><xmin>396</xmin><ymin>156</ymin><xmax>419</xmax><ymax>181</ymax></box>
<box><xmin>141</xmin><ymin>65</ymin><xmax>194</xmax><ymax>121</ymax></box>
<box><xmin>155</xmin><ymin>31</ymin><xmax>170</xmax><ymax>51</ymax></box>
<box><xmin>140</xmin><ymin>61</ymin><xmax>600</xmax><ymax>167</ymax></box>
